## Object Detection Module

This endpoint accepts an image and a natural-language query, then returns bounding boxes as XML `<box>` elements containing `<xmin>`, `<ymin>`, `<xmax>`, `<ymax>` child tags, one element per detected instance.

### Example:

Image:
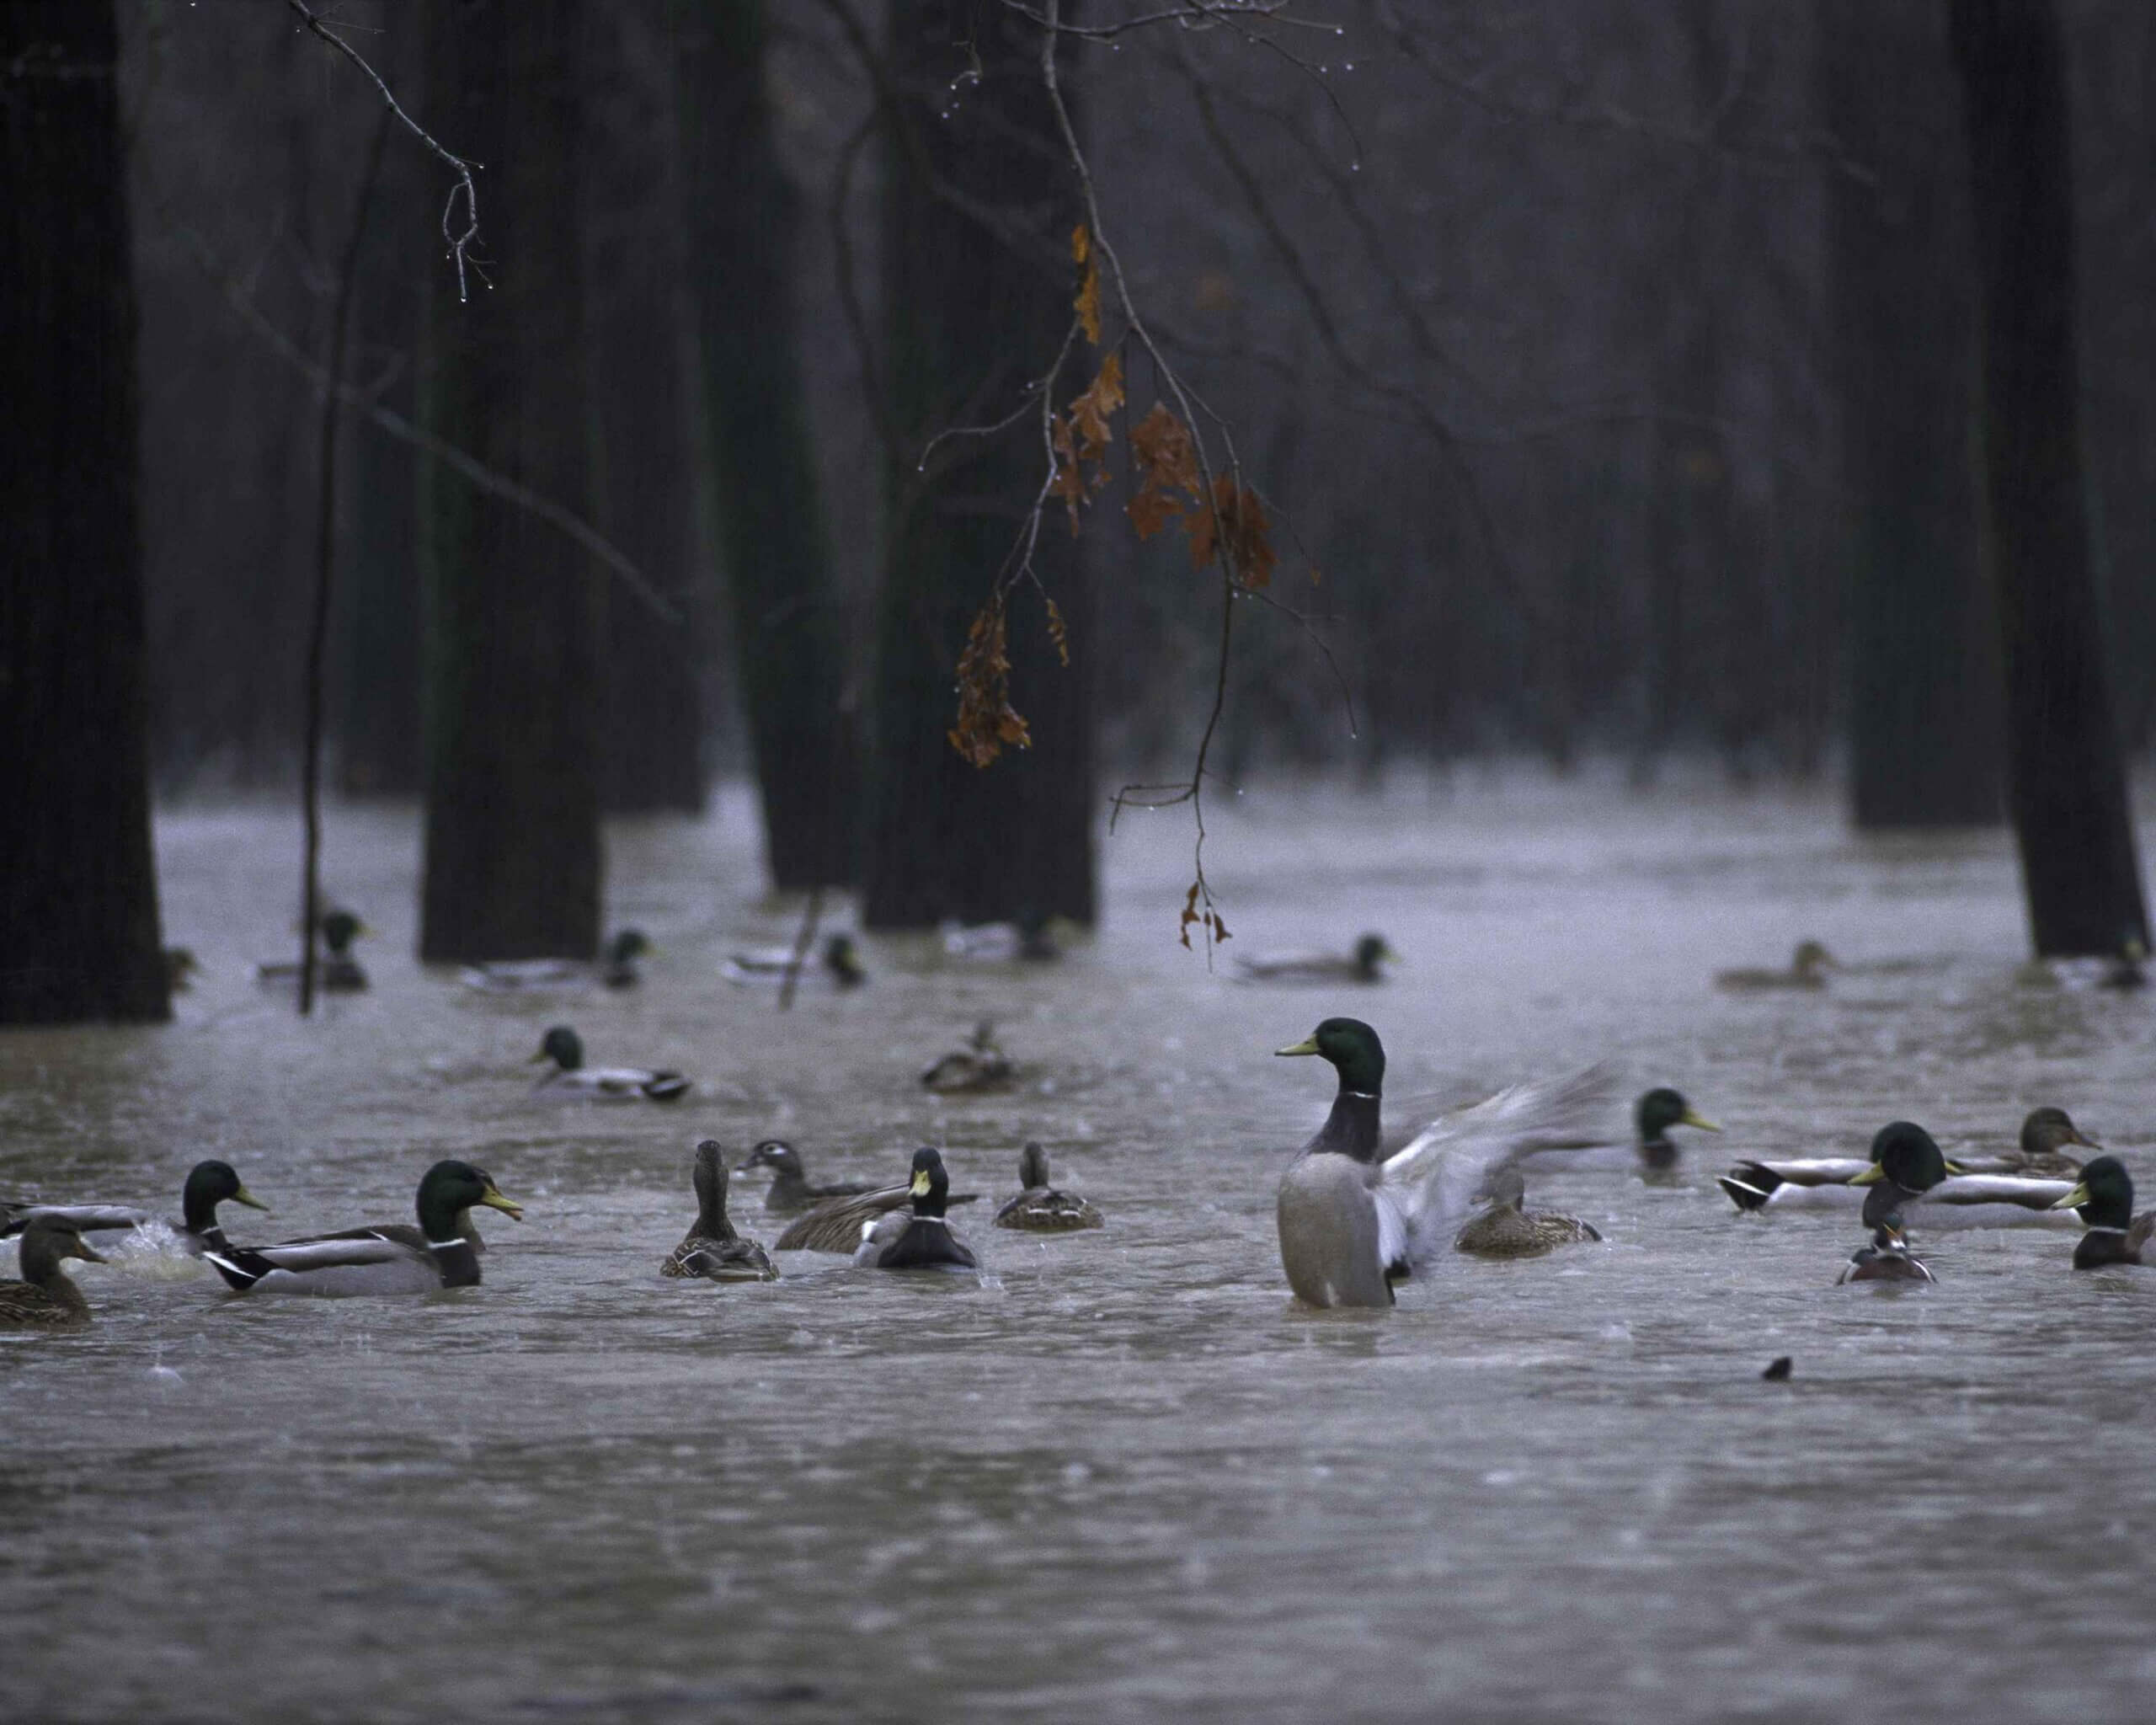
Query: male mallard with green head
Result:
<box><xmin>993</xmin><ymin>1143</ymin><xmax>1102</xmax><ymax>1231</ymax></box>
<box><xmin>723</xmin><ymin>932</ymin><xmax>867</xmax><ymax>989</ymax></box>
<box><xmin>0</xmin><ymin>1218</ymin><xmax>106</xmax><ymax>1327</ymax></box>
<box><xmin>2051</xmin><ymin>1156</ymin><xmax>2156</xmax><ymax>1268</ymax></box>
<box><xmin>3</xmin><ymin>1160</ymin><xmax>269</xmax><ymax>1258</ymax></box>
<box><xmin>661</xmin><ymin>1141</ymin><xmax>777</xmax><ymax>1281</ymax></box>
<box><xmin>1272</xmin><ymin>1018</ymin><xmax>1609</xmax><ymax>1308</ymax></box>
<box><xmin>531</xmin><ymin>1026</ymin><xmax>690</xmax><ymax>1101</ymax></box>
<box><xmin>1454</xmin><ymin>1164</ymin><xmax>1602</xmax><ymax>1258</ymax></box>
<box><xmin>1634</xmin><ymin>1087</ymin><xmax>1720</xmax><ymax>1174</ymax></box>
<box><xmin>257</xmin><ymin>909</ymin><xmax>369</xmax><ymax>992</ymax></box>
<box><xmin>1836</xmin><ymin>1124</ymin><xmax>1951</xmax><ymax>1283</ymax></box>
<box><xmin>853</xmin><ymin>1147</ymin><xmax>979</xmax><ymax>1272</ymax></box>
<box><xmin>205</xmin><ymin>1161</ymin><xmax>523</xmax><ymax>1295</ymax></box>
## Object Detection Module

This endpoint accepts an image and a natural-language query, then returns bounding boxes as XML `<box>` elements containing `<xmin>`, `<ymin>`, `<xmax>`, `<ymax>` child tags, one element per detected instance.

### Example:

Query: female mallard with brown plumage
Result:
<box><xmin>0</xmin><ymin>1217</ymin><xmax>107</xmax><ymax>1327</ymax></box>
<box><xmin>660</xmin><ymin>1142</ymin><xmax>776</xmax><ymax>1282</ymax></box>
<box><xmin>1454</xmin><ymin>1164</ymin><xmax>1602</xmax><ymax>1258</ymax></box>
<box><xmin>993</xmin><ymin>1143</ymin><xmax>1102</xmax><ymax>1232</ymax></box>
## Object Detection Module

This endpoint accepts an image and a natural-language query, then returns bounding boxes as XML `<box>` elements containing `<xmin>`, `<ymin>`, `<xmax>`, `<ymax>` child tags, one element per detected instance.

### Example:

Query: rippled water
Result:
<box><xmin>4</xmin><ymin>778</ymin><xmax>2153</xmax><ymax>1722</ymax></box>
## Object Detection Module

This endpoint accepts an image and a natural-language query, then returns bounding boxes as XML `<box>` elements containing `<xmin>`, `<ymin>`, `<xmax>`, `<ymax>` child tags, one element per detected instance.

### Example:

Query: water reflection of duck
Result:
<box><xmin>1271</xmin><ymin>1017</ymin><xmax>1609</xmax><ymax>1308</ymax></box>
<box><xmin>204</xmin><ymin>1161</ymin><xmax>522</xmax><ymax>1296</ymax></box>
<box><xmin>0</xmin><ymin>1218</ymin><xmax>106</xmax><ymax>1327</ymax></box>
<box><xmin>462</xmin><ymin>928</ymin><xmax>651</xmax><ymax>991</ymax></box>
<box><xmin>661</xmin><ymin>1141</ymin><xmax>776</xmax><ymax>1282</ymax></box>
<box><xmin>1233</xmin><ymin>932</ymin><xmax>1394</xmax><ymax>985</ymax></box>
<box><xmin>852</xmin><ymin>1148</ymin><xmax>979</xmax><ymax>1272</ymax></box>
<box><xmin>993</xmin><ymin>1143</ymin><xmax>1102</xmax><ymax>1232</ymax></box>
<box><xmin>1713</xmin><ymin>939</ymin><xmax>1833</xmax><ymax>991</ymax></box>
<box><xmin>1634</xmin><ymin>1087</ymin><xmax>1720</xmax><ymax>1173</ymax></box>
<box><xmin>1454</xmin><ymin>1164</ymin><xmax>1601</xmax><ymax>1258</ymax></box>
<box><xmin>2052</xmin><ymin>1156</ymin><xmax>2156</xmax><ymax>1269</ymax></box>
<box><xmin>530</xmin><ymin>1026</ymin><xmax>690</xmax><ymax>1101</ymax></box>
<box><xmin>1</xmin><ymin>1161</ymin><xmax>269</xmax><ymax>1258</ymax></box>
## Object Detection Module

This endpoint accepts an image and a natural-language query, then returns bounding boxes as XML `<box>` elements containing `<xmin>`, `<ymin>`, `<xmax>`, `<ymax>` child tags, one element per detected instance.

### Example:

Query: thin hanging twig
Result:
<box><xmin>298</xmin><ymin>105</ymin><xmax>392</xmax><ymax>1016</ymax></box>
<box><xmin>776</xmin><ymin>886</ymin><xmax>825</xmax><ymax>1014</ymax></box>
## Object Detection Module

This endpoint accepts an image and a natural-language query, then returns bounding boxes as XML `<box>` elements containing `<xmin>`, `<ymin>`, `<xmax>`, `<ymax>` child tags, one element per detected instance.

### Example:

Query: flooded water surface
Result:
<box><xmin>4</xmin><ymin>780</ymin><xmax>2154</xmax><ymax>1722</ymax></box>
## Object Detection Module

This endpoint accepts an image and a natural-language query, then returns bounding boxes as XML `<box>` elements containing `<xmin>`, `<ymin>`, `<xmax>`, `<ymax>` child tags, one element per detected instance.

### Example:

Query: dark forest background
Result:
<box><xmin>121</xmin><ymin>2</ymin><xmax>2156</xmax><ymax>797</ymax></box>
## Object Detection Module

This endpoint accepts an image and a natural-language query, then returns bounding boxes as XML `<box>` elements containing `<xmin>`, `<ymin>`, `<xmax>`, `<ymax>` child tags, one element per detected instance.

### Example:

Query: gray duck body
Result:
<box><xmin>1276</xmin><ymin>1090</ymin><xmax>1396</xmax><ymax>1310</ymax></box>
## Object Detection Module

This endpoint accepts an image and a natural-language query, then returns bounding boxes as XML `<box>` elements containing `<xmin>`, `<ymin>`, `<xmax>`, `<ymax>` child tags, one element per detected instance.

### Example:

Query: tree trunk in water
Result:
<box><xmin>1826</xmin><ymin>2</ymin><xmax>2001</xmax><ymax>829</ymax></box>
<box><xmin>0</xmin><ymin>2</ymin><xmax>168</xmax><ymax>1024</ymax></box>
<box><xmin>337</xmin><ymin>19</ymin><xmax>426</xmax><ymax>801</ymax></box>
<box><xmin>1950</xmin><ymin>0</ymin><xmax>2148</xmax><ymax>955</ymax></box>
<box><xmin>865</xmin><ymin>1</ymin><xmax>1096</xmax><ymax>931</ymax></box>
<box><xmin>672</xmin><ymin>0</ymin><xmax>855</xmax><ymax>883</ymax></box>
<box><xmin>418</xmin><ymin>0</ymin><xmax>603</xmax><ymax>963</ymax></box>
<box><xmin>587</xmin><ymin>1</ymin><xmax>704</xmax><ymax>815</ymax></box>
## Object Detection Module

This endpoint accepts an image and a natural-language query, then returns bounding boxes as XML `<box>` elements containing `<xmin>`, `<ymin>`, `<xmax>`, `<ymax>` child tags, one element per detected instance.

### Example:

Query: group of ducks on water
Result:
<box><xmin>9</xmin><ymin>1008</ymin><xmax>2143</xmax><ymax>1326</ymax></box>
<box><xmin>0</xmin><ymin>1130</ymin><xmax>1105</xmax><ymax>1323</ymax></box>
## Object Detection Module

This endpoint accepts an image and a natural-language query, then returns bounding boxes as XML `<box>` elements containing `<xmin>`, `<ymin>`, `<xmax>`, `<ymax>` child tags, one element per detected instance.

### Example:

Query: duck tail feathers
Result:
<box><xmin>204</xmin><ymin>1248</ymin><xmax>272</xmax><ymax>1293</ymax></box>
<box><xmin>1718</xmin><ymin>1164</ymin><xmax>1782</xmax><ymax>1211</ymax></box>
<box><xmin>643</xmin><ymin>1073</ymin><xmax>691</xmax><ymax>1103</ymax></box>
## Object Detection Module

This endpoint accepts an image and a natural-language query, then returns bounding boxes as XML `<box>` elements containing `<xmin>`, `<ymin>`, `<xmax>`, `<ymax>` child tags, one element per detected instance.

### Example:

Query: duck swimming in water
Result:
<box><xmin>1633</xmin><ymin>1087</ymin><xmax>1720</xmax><ymax>1174</ymax></box>
<box><xmin>0</xmin><ymin>1217</ymin><xmax>106</xmax><ymax>1327</ymax></box>
<box><xmin>1718</xmin><ymin>1115</ymin><xmax>2074</xmax><ymax>1226</ymax></box>
<box><xmin>530</xmin><ymin>1026</ymin><xmax>690</xmax><ymax>1101</ymax></box>
<box><xmin>1833</xmin><ymin>1124</ymin><xmax>1951</xmax><ymax>1283</ymax></box>
<box><xmin>723</xmin><ymin>932</ymin><xmax>867</xmax><ymax>989</ymax></box>
<box><xmin>2051</xmin><ymin>1156</ymin><xmax>2156</xmax><ymax>1268</ymax></box>
<box><xmin>257</xmin><ymin>909</ymin><xmax>368</xmax><ymax>992</ymax></box>
<box><xmin>660</xmin><ymin>1142</ymin><xmax>777</xmax><ymax>1282</ymax></box>
<box><xmin>1714</xmin><ymin>940</ymin><xmax>1833</xmax><ymax>991</ymax></box>
<box><xmin>1271</xmin><ymin>1018</ymin><xmax>1609</xmax><ymax>1309</ymax></box>
<box><xmin>993</xmin><ymin>1143</ymin><xmax>1103</xmax><ymax>1232</ymax></box>
<box><xmin>852</xmin><ymin>1147</ymin><xmax>979</xmax><ymax>1272</ymax></box>
<box><xmin>2</xmin><ymin>1161</ymin><xmax>269</xmax><ymax>1258</ymax></box>
<box><xmin>1837</xmin><ymin>1211</ymin><xmax>1935</xmax><ymax>1284</ymax></box>
<box><xmin>1233</xmin><ymin>933</ymin><xmax>1394</xmax><ymax>985</ymax></box>
<box><xmin>462</xmin><ymin>928</ymin><xmax>653</xmax><ymax>992</ymax></box>
<box><xmin>204</xmin><ymin>1161</ymin><xmax>522</xmax><ymax>1296</ymax></box>
<box><xmin>921</xmin><ymin>1020</ymin><xmax>1016</xmax><ymax>1094</ymax></box>
<box><xmin>1453</xmin><ymin>1164</ymin><xmax>1602</xmax><ymax>1258</ymax></box>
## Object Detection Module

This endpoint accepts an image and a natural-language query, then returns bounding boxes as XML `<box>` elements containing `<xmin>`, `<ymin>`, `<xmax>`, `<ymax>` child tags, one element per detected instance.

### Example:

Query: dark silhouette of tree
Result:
<box><xmin>862</xmin><ymin>0</ymin><xmax>1096</xmax><ymax>931</ymax></box>
<box><xmin>417</xmin><ymin>0</ymin><xmax>603</xmax><ymax>963</ymax></box>
<box><xmin>0</xmin><ymin>2</ymin><xmax>168</xmax><ymax>1024</ymax></box>
<box><xmin>1824</xmin><ymin>1</ymin><xmax>2001</xmax><ymax>829</ymax></box>
<box><xmin>1950</xmin><ymin>0</ymin><xmax>2148</xmax><ymax>953</ymax></box>
<box><xmin>673</xmin><ymin>0</ymin><xmax>857</xmax><ymax>884</ymax></box>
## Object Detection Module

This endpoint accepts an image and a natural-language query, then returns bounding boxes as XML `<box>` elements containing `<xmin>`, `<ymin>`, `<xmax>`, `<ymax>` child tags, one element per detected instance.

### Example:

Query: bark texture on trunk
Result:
<box><xmin>418</xmin><ymin>0</ymin><xmax>604</xmax><ymax>963</ymax></box>
<box><xmin>865</xmin><ymin>0</ymin><xmax>1096</xmax><ymax>930</ymax></box>
<box><xmin>0</xmin><ymin>2</ymin><xmax>169</xmax><ymax>1024</ymax></box>
<box><xmin>1951</xmin><ymin>0</ymin><xmax>2147</xmax><ymax>954</ymax></box>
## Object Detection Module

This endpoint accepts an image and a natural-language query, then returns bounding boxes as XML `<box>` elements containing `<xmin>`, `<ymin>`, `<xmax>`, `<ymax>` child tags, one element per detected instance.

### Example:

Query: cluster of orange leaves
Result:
<box><xmin>952</xmin><ymin>225</ymin><xmax>1278</xmax><ymax>771</ymax></box>
<box><xmin>1177</xmin><ymin>880</ymin><xmax>1231</xmax><ymax>951</ymax></box>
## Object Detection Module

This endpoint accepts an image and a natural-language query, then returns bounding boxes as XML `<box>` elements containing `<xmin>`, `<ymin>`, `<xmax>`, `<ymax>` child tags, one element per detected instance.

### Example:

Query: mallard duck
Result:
<box><xmin>1837</xmin><ymin>1212</ymin><xmax>1935</xmax><ymax>1284</ymax></box>
<box><xmin>258</xmin><ymin>908</ymin><xmax>369</xmax><ymax>991</ymax></box>
<box><xmin>1272</xmin><ymin>1018</ymin><xmax>1610</xmax><ymax>1308</ymax></box>
<box><xmin>772</xmin><ymin>1156</ymin><xmax>982</xmax><ymax>1253</ymax></box>
<box><xmin>204</xmin><ymin>1160</ymin><xmax>522</xmax><ymax>1295</ymax></box>
<box><xmin>661</xmin><ymin>1141</ymin><xmax>777</xmax><ymax>1281</ymax></box>
<box><xmin>1454</xmin><ymin>1163</ymin><xmax>1602</xmax><ymax>1258</ymax></box>
<box><xmin>1233</xmin><ymin>932</ymin><xmax>1394</xmax><ymax>985</ymax></box>
<box><xmin>1713</xmin><ymin>939</ymin><xmax>1833</xmax><ymax>991</ymax></box>
<box><xmin>942</xmin><ymin>909</ymin><xmax>1059</xmax><ymax>962</ymax></box>
<box><xmin>462</xmin><ymin>928</ymin><xmax>653</xmax><ymax>992</ymax></box>
<box><xmin>2050</xmin><ymin>1156</ymin><xmax>2156</xmax><ymax>1268</ymax></box>
<box><xmin>723</xmin><ymin>932</ymin><xmax>867</xmax><ymax>988</ymax></box>
<box><xmin>1719</xmin><ymin>1118</ymin><xmax>2075</xmax><ymax>1226</ymax></box>
<box><xmin>737</xmin><ymin>1140</ymin><xmax>877</xmax><ymax>1214</ymax></box>
<box><xmin>1</xmin><ymin>1160</ymin><xmax>270</xmax><ymax>1258</ymax></box>
<box><xmin>921</xmin><ymin>1019</ymin><xmax>1016</xmax><ymax>1093</ymax></box>
<box><xmin>0</xmin><ymin>1217</ymin><xmax>106</xmax><ymax>1327</ymax></box>
<box><xmin>1999</xmin><ymin>1107</ymin><xmax>2096</xmax><ymax>1177</ymax></box>
<box><xmin>993</xmin><ymin>1143</ymin><xmax>1103</xmax><ymax>1231</ymax></box>
<box><xmin>163</xmin><ymin>947</ymin><xmax>201</xmax><ymax>992</ymax></box>
<box><xmin>853</xmin><ymin>1147</ymin><xmax>979</xmax><ymax>1272</ymax></box>
<box><xmin>530</xmin><ymin>1025</ymin><xmax>690</xmax><ymax>1101</ymax></box>
<box><xmin>1634</xmin><ymin>1087</ymin><xmax>1720</xmax><ymax>1173</ymax></box>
